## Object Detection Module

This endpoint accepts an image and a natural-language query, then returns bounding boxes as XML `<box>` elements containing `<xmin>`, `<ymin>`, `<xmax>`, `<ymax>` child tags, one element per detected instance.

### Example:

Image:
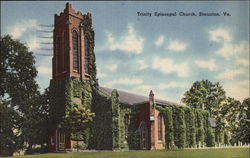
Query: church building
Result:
<box><xmin>48</xmin><ymin>3</ymin><xmax>182</xmax><ymax>152</ymax></box>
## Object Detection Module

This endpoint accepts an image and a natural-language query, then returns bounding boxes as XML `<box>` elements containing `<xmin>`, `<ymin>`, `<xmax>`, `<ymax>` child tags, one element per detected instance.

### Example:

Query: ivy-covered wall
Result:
<box><xmin>111</xmin><ymin>90</ymin><xmax>121</xmax><ymax>149</ymax></box>
<box><xmin>184</xmin><ymin>107</ymin><xmax>196</xmax><ymax>148</ymax></box>
<box><xmin>81</xmin><ymin>15</ymin><xmax>98</xmax><ymax>87</ymax></box>
<box><xmin>157</xmin><ymin>105</ymin><xmax>216</xmax><ymax>149</ymax></box>
<box><xmin>49</xmin><ymin>77</ymin><xmax>218</xmax><ymax>150</ymax></box>
<box><xmin>88</xmin><ymin>88</ymin><xmax>138</xmax><ymax>150</ymax></box>
<box><xmin>88</xmin><ymin>89</ymin><xmax>113</xmax><ymax>150</ymax></box>
<box><xmin>49</xmin><ymin>78</ymin><xmax>93</xmax><ymax>143</ymax></box>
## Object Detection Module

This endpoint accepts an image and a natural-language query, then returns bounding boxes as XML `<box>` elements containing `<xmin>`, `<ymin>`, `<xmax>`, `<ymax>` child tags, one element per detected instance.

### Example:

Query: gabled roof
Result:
<box><xmin>99</xmin><ymin>87</ymin><xmax>178</xmax><ymax>106</ymax></box>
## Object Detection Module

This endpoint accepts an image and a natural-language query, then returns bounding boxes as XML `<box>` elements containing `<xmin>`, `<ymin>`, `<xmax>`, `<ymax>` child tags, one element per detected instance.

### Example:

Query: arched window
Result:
<box><xmin>55</xmin><ymin>36</ymin><xmax>60</xmax><ymax>74</ymax></box>
<box><xmin>72</xmin><ymin>30</ymin><xmax>79</xmax><ymax>72</ymax></box>
<box><xmin>124</xmin><ymin>114</ymin><xmax>130</xmax><ymax>137</ymax></box>
<box><xmin>63</xmin><ymin>31</ymin><xmax>67</xmax><ymax>71</ymax></box>
<box><xmin>84</xmin><ymin>36</ymin><xmax>90</xmax><ymax>74</ymax></box>
<box><xmin>139</xmin><ymin>121</ymin><xmax>148</xmax><ymax>149</ymax></box>
<box><xmin>158</xmin><ymin>114</ymin><xmax>163</xmax><ymax>141</ymax></box>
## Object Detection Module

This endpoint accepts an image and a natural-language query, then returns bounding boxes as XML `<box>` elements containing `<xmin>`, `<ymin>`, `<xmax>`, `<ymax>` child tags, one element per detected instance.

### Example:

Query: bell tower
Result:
<box><xmin>52</xmin><ymin>2</ymin><xmax>92</xmax><ymax>81</ymax></box>
<box><xmin>48</xmin><ymin>3</ymin><xmax>96</xmax><ymax>152</ymax></box>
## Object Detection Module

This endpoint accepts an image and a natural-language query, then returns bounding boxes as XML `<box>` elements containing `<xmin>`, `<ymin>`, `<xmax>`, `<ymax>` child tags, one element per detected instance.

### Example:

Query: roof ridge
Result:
<box><xmin>98</xmin><ymin>86</ymin><xmax>180</xmax><ymax>106</ymax></box>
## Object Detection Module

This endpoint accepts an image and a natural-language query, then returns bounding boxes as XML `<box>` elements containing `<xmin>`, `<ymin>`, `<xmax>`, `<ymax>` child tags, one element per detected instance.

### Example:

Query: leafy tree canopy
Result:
<box><xmin>0</xmin><ymin>35</ymin><xmax>39</xmax><ymax>112</ymax></box>
<box><xmin>181</xmin><ymin>80</ymin><xmax>226</xmax><ymax>116</ymax></box>
<box><xmin>222</xmin><ymin>97</ymin><xmax>250</xmax><ymax>144</ymax></box>
<box><xmin>0</xmin><ymin>35</ymin><xmax>48</xmax><ymax>155</ymax></box>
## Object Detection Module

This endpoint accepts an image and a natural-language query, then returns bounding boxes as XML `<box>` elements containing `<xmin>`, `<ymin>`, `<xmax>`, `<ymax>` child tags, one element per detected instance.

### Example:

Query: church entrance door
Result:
<box><xmin>58</xmin><ymin>131</ymin><xmax>65</xmax><ymax>151</ymax></box>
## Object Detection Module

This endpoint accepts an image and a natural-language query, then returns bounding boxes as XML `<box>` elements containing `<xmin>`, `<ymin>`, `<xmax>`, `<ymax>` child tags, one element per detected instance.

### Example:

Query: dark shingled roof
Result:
<box><xmin>99</xmin><ymin>87</ymin><xmax>178</xmax><ymax>106</ymax></box>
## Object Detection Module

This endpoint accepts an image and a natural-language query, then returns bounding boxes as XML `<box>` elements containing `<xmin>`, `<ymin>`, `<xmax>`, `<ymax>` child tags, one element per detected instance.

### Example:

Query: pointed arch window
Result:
<box><xmin>72</xmin><ymin>30</ymin><xmax>79</xmax><ymax>72</ymax></box>
<box><xmin>139</xmin><ymin>121</ymin><xmax>148</xmax><ymax>149</ymax></box>
<box><xmin>158</xmin><ymin>114</ymin><xmax>163</xmax><ymax>141</ymax></box>
<box><xmin>124</xmin><ymin>114</ymin><xmax>130</xmax><ymax>137</ymax></box>
<box><xmin>63</xmin><ymin>31</ymin><xmax>67</xmax><ymax>71</ymax></box>
<box><xmin>55</xmin><ymin>36</ymin><xmax>60</xmax><ymax>74</ymax></box>
<box><xmin>84</xmin><ymin>36</ymin><xmax>90</xmax><ymax>74</ymax></box>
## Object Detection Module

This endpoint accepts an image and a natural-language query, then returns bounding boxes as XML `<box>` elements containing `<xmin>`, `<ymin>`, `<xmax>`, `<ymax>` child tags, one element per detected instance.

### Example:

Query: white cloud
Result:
<box><xmin>209</xmin><ymin>27</ymin><xmax>232</xmax><ymax>43</ymax></box>
<box><xmin>105</xmin><ymin>77</ymin><xmax>143</xmax><ymax>87</ymax></box>
<box><xmin>209</xmin><ymin>27</ymin><xmax>248</xmax><ymax>60</ymax></box>
<box><xmin>167</xmin><ymin>40</ymin><xmax>187</xmax><ymax>52</ymax></box>
<box><xmin>152</xmin><ymin>56</ymin><xmax>189</xmax><ymax>77</ymax></box>
<box><xmin>239</xmin><ymin>80</ymin><xmax>249</xmax><ymax>87</ymax></box>
<box><xmin>97</xmin><ymin>71</ymin><xmax>107</xmax><ymax>78</ymax></box>
<box><xmin>26</xmin><ymin>36</ymin><xmax>40</xmax><ymax>51</ymax></box>
<box><xmin>216</xmin><ymin>41</ymin><xmax>248</xmax><ymax>60</ymax></box>
<box><xmin>195</xmin><ymin>59</ymin><xmax>217</xmax><ymax>71</ymax></box>
<box><xmin>106</xmin><ymin>24</ymin><xmax>144</xmax><ymax>54</ymax></box>
<box><xmin>131</xmin><ymin>82</ymin><xmax>187</xmax><ymax>103</ymax></box>
<box><xmin>8</xmin><ymin>19</ymin><xmax>38</xmax><ymax>39</ymax></box>
<box><xmin>107</xmin><ymin>64</ymin><xmax>118</xmax><ymax>72</ymax></box>
<box><xmin>223</xmin><ymin>82</ymin><xmax>249</xmax><ymax>101</ymax></box>
<box><xmin>236</xmin><ymin>57</ymin><xmax>249</xmax><ymax>67</ymax></box>
<box><xmin>133</xmin><ymin>82</ymin><xmax>188</xmax><ymax>92</ymax></box>
<box><xmin>137</xmin><ymin>59</ymin><xmax>148</xmax><ymax>70</ymax></box>
<box><xmin>217</xmin><ymin>69</ymin><xmax>245</xmax><ymax>80</ymax></box>
<box><xmin>158</xmin><ymin>81</ymin><xmax>188</xmax><ymax>90</ymax></box>
<box><xmin>133</xmin><ymin>85</ymin><xmax>155</xmax><ymax>93</ymax></box>
<box><xmin>37</xmin><ymin>66</ymin><xmax>51</xmax><ymax>75</ymax></box>
<box><xmin>155</xmin><ymin>35</ymin><xmax>165</xmax><ymax>47</ymax></box>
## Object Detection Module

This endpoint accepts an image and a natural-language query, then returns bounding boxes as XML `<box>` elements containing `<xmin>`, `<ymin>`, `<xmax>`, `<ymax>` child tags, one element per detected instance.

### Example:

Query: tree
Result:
<box><xmin>0</xmin><ymin>100</ymin><xmax>23</xmax><ymax>156</ymax></box>
<box><xmin>222</xmin><ymin>97</ymin><xmax>250</xmax><ymax>144</ymax></box>
<box><xmin>22</xmin><ymin>90</ymin><xmax>49</xmax><ymax>153</ymax></box>
<box><xmin>182</xmin><ymin>80</ymin><xmax>226</xmax><ymax>117</ymax></box>
<box><xmin>239</xmin><ymin>98</ymin><xmax>250</xmax><ymax>144</ymax></box>
<box><xmin>0</xmin><ymin>35</ymin><xmax>39</xmax><ymax>111</ymax></box>
<box><xmin>182</xmin><ymin>80</ymin><xmax>226</xmax><ymax>145</ymax></box>
<box><xmin>0</xmin><ymin>35</ymin><xmax>46</xmax><ymax>155</ymax></box>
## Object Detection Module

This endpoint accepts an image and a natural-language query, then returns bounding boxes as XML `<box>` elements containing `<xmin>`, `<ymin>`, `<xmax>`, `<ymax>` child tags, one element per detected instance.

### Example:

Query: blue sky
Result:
<box><xmin>1</xmin><ymin>1</ymin><xmax>249</xmax><ymax>103</ymax></box>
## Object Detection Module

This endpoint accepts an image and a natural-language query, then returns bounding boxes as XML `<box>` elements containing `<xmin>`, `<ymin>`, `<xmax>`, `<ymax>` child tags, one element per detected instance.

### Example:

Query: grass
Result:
<box><xmin>8</xmin><ymin>148</ymin><xmax>249</xmax><ymax>158</ymax></box>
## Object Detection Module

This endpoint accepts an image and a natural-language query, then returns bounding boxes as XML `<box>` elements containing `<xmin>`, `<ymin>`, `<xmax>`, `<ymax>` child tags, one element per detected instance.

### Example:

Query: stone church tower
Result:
<box><xmin>48</xmin><ymin>3</ymin><xmax>96</xmax><ymax>152</ymax></box>
<box><xmin>52</xmin><ymin>2</ymin><xmax>93</xmax><ymax>81</ymax></box>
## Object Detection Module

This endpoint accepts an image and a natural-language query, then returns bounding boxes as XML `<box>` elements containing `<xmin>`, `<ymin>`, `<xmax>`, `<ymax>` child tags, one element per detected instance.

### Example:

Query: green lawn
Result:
<box><xmin>8</xmin><ymin>148</ymin><xmax>249</xmax><ymax>158</ymax></box>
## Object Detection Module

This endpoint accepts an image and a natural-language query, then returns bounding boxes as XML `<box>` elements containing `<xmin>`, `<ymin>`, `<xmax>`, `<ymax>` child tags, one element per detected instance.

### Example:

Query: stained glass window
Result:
<box><xmin>72</xmin><ymin>30</ymin><xmax>79</xmax><ymax>72</ymax></box>
<box><xmin>64</xmin><ymin>31</ymin><xmax>67</xmax><ymax>71</ymax></box>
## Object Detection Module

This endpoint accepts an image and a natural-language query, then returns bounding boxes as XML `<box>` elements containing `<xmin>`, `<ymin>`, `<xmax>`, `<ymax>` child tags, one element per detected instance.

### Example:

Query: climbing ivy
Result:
<box><xmin>184</xmin><ymin>107</ymin><xmax>196</xmax><ymax>148</ymax></box>
<box><xmin>88</xmin><ymin>88</ymin><xmax>138</xmax><ymax>150</ymax></box>
<box><xmin>126</xmin><ymin>106</ymin><xmax>140</xmax><ymax>150</ymax></box>
<box><xmin>195</xmin><ymin>109</ymin><xmax>205</xmax><ymax>146</ymax></box>
<box><xmin>157</xmin><ymin>104</ymin><xmax>220</xmax><ymax>149</ymax></box>
<box><xmin>49</xmin><ymin>78</ymin><xmax>93</xmax><ymax>145</ymax></box>
<box><xmin>173</xmin><ymin>106</ymin><xmax>186</xmax><ymax>148</ymax></box>
<box><xmin>111</xmin><ymin>89</ymin><xmax>121</xmax><ymax>149</ymax></box>
<box><xmin>215</xmin><ymin>117</ymin><xmax>224</xmax><ymax>145</ymax></box>
<box><xmin>81</xmin><ymin>15</ymin><xmax>97</xmax><ymax>87</ymax></box>
<box><xmin>157</xmin><ymin>106</ymin><xmax>174</xmax><ymax>149</ymax></box>
<box><xmin>207</xmin><ymin>127</ymin><xmax>215</xmax><ymax>147</ymax></box>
